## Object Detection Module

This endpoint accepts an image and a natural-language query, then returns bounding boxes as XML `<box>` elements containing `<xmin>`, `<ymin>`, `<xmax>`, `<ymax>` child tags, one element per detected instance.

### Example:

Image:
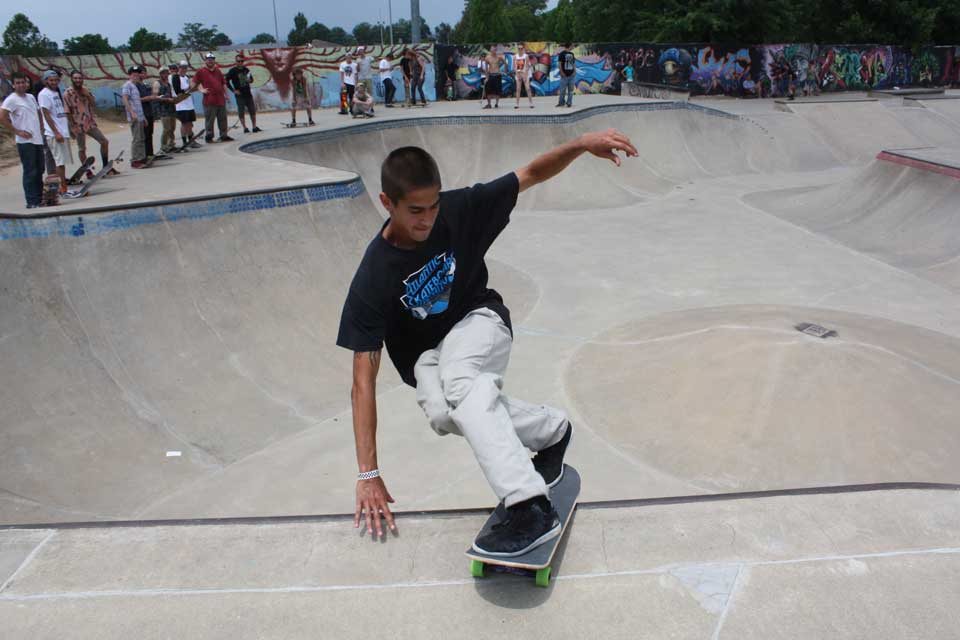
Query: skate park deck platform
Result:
<box><xmin>2</xmin><ymin>91</ymin><xmax>960</xmax><ymax>637</ymax></box>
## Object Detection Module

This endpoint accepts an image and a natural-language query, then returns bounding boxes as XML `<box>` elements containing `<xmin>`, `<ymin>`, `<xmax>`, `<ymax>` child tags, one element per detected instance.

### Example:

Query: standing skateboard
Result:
<box><xmin>63</xmin><ymin>151</ymin><xmax>124</xmax><ymax>199</ymax></box>
<box><xmin>67</xmin><ymin>156</ymin><xmax>96</xmax><ymax>185</ymax></box>
<box><xmin>466</xmin><ymin>465</ymin><xmax>580</xmax><ymax>587</ymax></box>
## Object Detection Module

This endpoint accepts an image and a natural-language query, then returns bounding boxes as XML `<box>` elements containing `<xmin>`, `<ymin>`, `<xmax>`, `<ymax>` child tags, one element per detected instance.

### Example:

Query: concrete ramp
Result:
<box><xmin>744</xmin><ymin>149</ymin><xmax>960</xmax><ymax>291</ymax></box>
<box><xmin>908</xmin><ymin>96</ymin><xmax>960</xmax><ymax>126</ymax></box>
<box><xmin>777</xmin><ymin>100</ymin><xmax>925</xmax><ymax>163</ymax></box>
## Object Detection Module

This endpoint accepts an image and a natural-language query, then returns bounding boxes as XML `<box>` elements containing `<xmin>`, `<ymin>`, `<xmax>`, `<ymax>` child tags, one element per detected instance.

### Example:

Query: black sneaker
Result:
<box><xmin>252</xmin><ymin>126</ymin><xmax>262</xmax><ymax>132</ymax></box>
<box><xmin>220</xmin><ymin>135</ymin><xmax>235</xmax><ymax>142</ymax></box>
<box><xmin>532</xmin><ymin>422</ymin><xmax>572</xmax><ymax>487</ymax></box>
<box><xmin>243</xmin><ymin>127</ymin><xmax>250</xmax><ymax>133</ymax></box>
<box><xmin>473</xmin><ymin>496</ymin><xmax>560</xmax><ymax>557</ymax></box>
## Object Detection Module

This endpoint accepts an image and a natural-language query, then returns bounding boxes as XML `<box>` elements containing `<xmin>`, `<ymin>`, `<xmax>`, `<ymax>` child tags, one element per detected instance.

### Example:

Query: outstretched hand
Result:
<box><xmin>581</xmin><ymin>128</ymin><xmax>639</xmax><ymax>166</ymax></box>
<box><xmin>355</xmin><ymin>476</ymin><xmax>396</xmax><ymax>538</ymax></box>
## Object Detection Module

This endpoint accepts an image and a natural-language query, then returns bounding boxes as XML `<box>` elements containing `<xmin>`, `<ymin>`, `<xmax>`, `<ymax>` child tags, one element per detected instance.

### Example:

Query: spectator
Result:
<box><xmin>121</xmin><ymin>66</ymin><xmax>149</xmax><ymax>168</ymax></box>
<box><xmin>400</xmin><ymin>49</ymin><xmax>416</xmax><ymax>106</ymax></box>
<box><xmin>352</xmin><ymin>82</ymin><xmax>374</xmax><ymax>118</ymax></box>
<box><xmin>379</xmin><ymin>55</ymin><xmax>396</xmax><ymax>107</ymax></box>
<box><xmin>226</xmin><ymin>54</ymin><xmax>261</xmax><ymax>133</ymax></box>
<box><xmin>408</xmin><ymin>49</ymin><xmax>427</xmax><ymax>106</ymax></box>
<box><xmin>190</xmin><ymin>53</ymin><xmax>234</xmax><ymax>143</ymax></box>
<box><xmin>133</xmin><ymin>66</ymin><xmax>161</xmax><ymax>159</ymax></box>
<box><xmin>444</xmin><ymin>54</ymin><xmax>459</xmax><ymax>101</ymax></box>
<box><xmin>290</xmin><ymin>68</ymin><xmax>315</xmax><ymax>126</ymax></box>
<box><xmin>171</xmin><ymin>61</ymin><xmax>199</xmax><ymax>148</ymax></box>
<box><xmin>38</xmin><ymin>69</ymin><xmax>72</xmax><ymax>193</ymax></box>
<box><xmin>556</xmin><ymin>44</ymin><xmax>576</xmax><ymax>108</ymax></box>
<box><xmin>1</xmin><ymin>72</ymin><xmax>46</xmax><ymax>208</ymax></box>
<box><xmin>356</xmin><ymin>47</ymin><xmax>375</xmax><ymax>96</ymax></box>
<box><xmin>513</xmin><ymin>44</ymin><xmax>534</xmax><ymax>109</ymax></box>
<box><xmin>64</xmin><ymin>69</ymin><xmax>112</xmax><ymax>177</ymax></box>
<box><xmin>340</xmin><ymin>53</ymin><xmax>357</xmax><ymax>113</ymax></box>
<box><xmin>483</xmin><ymin>46</ymin><xmax>503</xmax><ymax>109</ymax></box>
<box><xmin>152</xmin><ymin>67</ymin><xmax>177</xmax><ymax>154</ymax></box>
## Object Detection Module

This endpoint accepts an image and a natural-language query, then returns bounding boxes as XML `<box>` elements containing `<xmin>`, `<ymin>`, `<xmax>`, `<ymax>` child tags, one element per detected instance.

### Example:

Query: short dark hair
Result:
<box><xmin>381</xmin><ymin>147</ymin><xmax>441</xmax><ymax>204</ymax></box>
<box><xmin>12</xmin><ymin>71</ymin><xmax>29</xmax><ymax>82</ymax></box>
<box><xmin>69</xmin><ymin>69</ymin><xmax>82</xmax><ymax>77</ymax></box>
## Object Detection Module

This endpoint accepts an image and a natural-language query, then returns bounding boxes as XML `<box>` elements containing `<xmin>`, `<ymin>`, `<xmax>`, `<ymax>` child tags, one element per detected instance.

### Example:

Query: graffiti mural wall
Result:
<box><xmin>3</xmin><ymin>42</ymin><xmax>955</xmax><ymax>106</ymax></box>
<box><xmin>2</xmin><ymin>45</ymin><xmax>434</xmax><ymax>110</ymax></box>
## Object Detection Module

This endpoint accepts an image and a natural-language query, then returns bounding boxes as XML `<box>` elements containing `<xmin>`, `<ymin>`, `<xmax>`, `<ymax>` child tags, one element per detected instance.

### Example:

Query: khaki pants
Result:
<box><xmin>414</xmin><ymin>308</ymin><xmax>567</xmax><ymax>507</ymax></box>
<box><xmin>160</xmin><ymin>116</ymin><xmax>177</xmax><ymax>152</ymax></box>
<box><xmin>129</xmin><ymin>121</ymin><xmax>146</xmax><ymax>162</ymax></box>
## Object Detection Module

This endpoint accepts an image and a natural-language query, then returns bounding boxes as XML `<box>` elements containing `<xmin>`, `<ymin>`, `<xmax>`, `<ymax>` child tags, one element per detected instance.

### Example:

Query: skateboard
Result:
<box><xmin>282</xmin><ymin>122</ymin><xmax>316</xmax><ymax>128</ymax></box>
<box><xmin>466</xmin><ymin>464</ymin><xmax>580</xmax><ymax>587</ymax></box>
<box><xmin>67</xmin><ymin>156</ymin><xmax>96</xmax><ymax>185</ymax></box>
<box><xmin>41</xmin><ymin>175</ymin><xmax>60</xmax><ymax>207</ymax></box>
<box><xmin>339</xmin><ymin>87</ymin><xmax>349</xmax><ymax>114</ymax></box>
<box><xmin>172</xmin><ymin>130</ymin><xmax>204</xmax><ymax>153</ymax></box>
<box><xmin>63</xmin><ymin>151</ymin><xmax>124</xmax><ymax>199</ymax></box>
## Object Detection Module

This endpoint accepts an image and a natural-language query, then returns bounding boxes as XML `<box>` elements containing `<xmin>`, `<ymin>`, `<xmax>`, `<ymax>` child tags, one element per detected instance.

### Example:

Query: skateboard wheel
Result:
<box><xmin>535</xmin><ymin>566</ymin><xmax>551</xmax><ymax>587</ymax></box>
<box><xmin>470</xmin><ymin>560</ymin><xmax>486</xmax><ymax>578</ymax></box>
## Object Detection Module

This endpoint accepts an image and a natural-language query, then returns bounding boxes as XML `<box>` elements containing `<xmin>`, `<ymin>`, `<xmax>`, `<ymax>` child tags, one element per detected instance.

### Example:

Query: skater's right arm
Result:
<box><xmin>352</xmin><ymin>349</ymin><xmax>397</xmax><ymax>538</ymax></box>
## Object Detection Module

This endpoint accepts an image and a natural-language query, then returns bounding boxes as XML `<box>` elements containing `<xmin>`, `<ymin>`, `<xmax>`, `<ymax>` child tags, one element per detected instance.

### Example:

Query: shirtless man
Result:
<box><xmin>482</xmin><ymin>46</ymin><xmax>503</xmax><ymax>109</ymax></box>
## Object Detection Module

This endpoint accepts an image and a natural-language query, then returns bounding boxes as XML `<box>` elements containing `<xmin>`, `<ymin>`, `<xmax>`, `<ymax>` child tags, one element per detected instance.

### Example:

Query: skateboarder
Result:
<box><xmin>289</xmin><ymin>68</ymin><xmax>314</xmax><ymax>125</ymax></box>
<box><xmin>338</xmin><ymin>129</ymin><xmax>638</xmax><ymax>554</ymax></box>
<box><xmin>64</xmin><ymin>70</ymin><xmax>112</xmax><ymax>177</ymax></box>
<box><xmin>1</xmin><ymin>72</ymin><xmax>46</xmax><ymax>208</ymax></box>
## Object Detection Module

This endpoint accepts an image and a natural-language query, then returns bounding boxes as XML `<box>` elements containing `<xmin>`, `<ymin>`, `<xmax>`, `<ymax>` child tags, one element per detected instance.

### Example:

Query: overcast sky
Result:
<box><xmin>5</xmin><ymin>2</ymin><xmax>558</xmax><ymax>48</ymax></box>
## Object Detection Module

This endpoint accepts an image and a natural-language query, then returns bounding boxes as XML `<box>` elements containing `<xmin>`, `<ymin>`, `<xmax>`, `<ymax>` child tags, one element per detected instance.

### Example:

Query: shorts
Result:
<box><xmin>486</xmin><ymin>74</ymin><xmax>502</xmax><ymax>95</ymax></box>
<box><xmin>236</xmin><ymin>93</ymin><xmax>256</xmax><ymax>118</ymax></box>
<box><xmin>176</xmin><ymin>110</ymin><xmax>197</xmax><ymax>123</ymax></box>
<box><xmin>292</xmin><ymin>94</ymin><xmax>311</xmax><ymax>108</ymax></box>
<box><xmin>75</xmin><ymin>125</ymin><xmax>107</xmax><ymax>157</ymax></box>
<box><xmin>45</xmin><ymin>136</ymin><xmax>73</xmax><ymax>167</ymax></box>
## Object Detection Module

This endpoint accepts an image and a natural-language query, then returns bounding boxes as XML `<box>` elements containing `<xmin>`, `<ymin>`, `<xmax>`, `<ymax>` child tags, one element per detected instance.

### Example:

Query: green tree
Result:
<box><xmin>352</xmin><ymin>22</ymin><xmax>379</xmax><ymax>45</ymax></box>
<box><xmin>63</xmin><ymin>33</ymin><xmax>113</xmax><ymax>55</ymax></box>
<box><xmin>391</xmin><ymin>17</ymin><xmax>432</xmax><ymax>44</ymax></box>
<box><xmin>127</xmin><ymin>28</ymin><xmax>173</xmax><ymax>52</ymax></box>
<box><xmin>288</xmin><ymin>13</ymin><xmax>335</xmax><ymax>46</ymax></box>
<box><xmin>249</xmin><ymin>33</ymin><xmax>277</xmax><ymax>44</ymax></box>
<box><xmin>2</xmin><ymin>13</ymin><xmax>57</xmax><ymax>56</ymax></box>
<box><xmin>328</xmin><ymin>27</ymin><xmax>356</xmax><ymax>45</ymax></box>
<box><xmin>178</xmin><ymin>22</ymin><xmax>231</xmax><ymax>50</ymax></box>
<box><xmin>459</xmin><ymin>0</ymin><xmax>510</xmax><ymax>43</ymax></box>
<box><xmin>542</xmin><ymin>0</ymin><xmax>576</xmax><ymax>41</ymax></box>
<box><xmin>435</xmin><ymin>22</ymin><xmax>453</xmax><ymax>43</ymax></box>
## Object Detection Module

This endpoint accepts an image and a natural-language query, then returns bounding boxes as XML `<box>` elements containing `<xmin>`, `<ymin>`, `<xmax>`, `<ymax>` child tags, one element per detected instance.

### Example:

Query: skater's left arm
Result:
<box><xmin>515</xmin><ymin>129</ymin><xmax>638</xmax><ymax>193</ymax></box>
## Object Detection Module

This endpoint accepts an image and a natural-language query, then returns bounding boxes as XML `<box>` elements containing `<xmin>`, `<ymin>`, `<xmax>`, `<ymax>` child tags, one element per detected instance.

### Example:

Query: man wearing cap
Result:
<box><xmin>152</xmin><ymin>67</ymin><xmax>178</xmax><ymax>154</ymax></box>
<box><xmin>226</xmin><ymin>54</ymin><xmax>261</xmax><ymax>133</ymax></box>
<box><xmin>121</xmin><ymin>66</ymin><xmax>149</xmax><ymax>168</ymax></box>
<box><xmin>190</xmin><ymin>53</ymin><xmax>234</xmax><ymax>143</ymax></box>
<box><xmin>134</xmin><ymin>66</ymin><xmax>161</xmax><ymax>159</ymax></box>
<box><xmin>64</xmin><ymin>69</ymin><xmax>114</xmax><ymax>177</ymax></box>
<box><xmin>37</xmin><ymin>69</ymin><xmax>72</xmax><ymax>193</ymax></box>
<box><xmin>171</xmin><ymin>61</ymin><xmax>199</xmax><ymax>148</ymax></box>
<box><xmin>1</xmin><ymin>72</ymin><xmax>47</xmax><ymax>208</ymax></box>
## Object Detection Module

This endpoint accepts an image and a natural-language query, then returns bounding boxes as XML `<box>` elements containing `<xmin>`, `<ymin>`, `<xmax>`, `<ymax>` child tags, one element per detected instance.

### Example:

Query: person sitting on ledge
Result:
<box><xmin>352</xmin><ymin>83</ymin><xmax>375</xmax><ymax>118</ymax></box>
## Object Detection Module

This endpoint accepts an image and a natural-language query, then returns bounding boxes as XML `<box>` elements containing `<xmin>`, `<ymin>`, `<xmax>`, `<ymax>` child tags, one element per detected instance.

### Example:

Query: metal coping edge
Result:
<box><xmin>2</xmin><ymin>481</ymin><xmax>957</xmax><ymax>531</ymax></box>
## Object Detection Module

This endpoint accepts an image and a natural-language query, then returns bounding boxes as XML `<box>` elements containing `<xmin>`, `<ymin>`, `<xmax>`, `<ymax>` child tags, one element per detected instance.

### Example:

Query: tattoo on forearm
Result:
<box><xmin>355</xmin><ymin>351</ymin><xmax>381</xmax><ymax>366</ymax></box>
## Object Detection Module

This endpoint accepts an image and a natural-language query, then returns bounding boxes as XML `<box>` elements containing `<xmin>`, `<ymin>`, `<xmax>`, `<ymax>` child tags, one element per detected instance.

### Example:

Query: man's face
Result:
<box><xmin>13</xmin><ymin>77</ymin><xmax>29</xmax><ymax>95</ymax></box>
<box><xmin>45</xmin><ymin>75</ymin><xmax>60</xmax><ymax>90</ymax></box>
<box><xmin>235</xmin><ymin>57</ymin><xmax>243</xmax><ymax>67</ymax></box>
<box><xmin>380</xmin><ymin>185</ymin><xmax>441</xmax><ymax>245</ymax></box>
<box><xmin>71</xmin><ymin>73</ymin><xmax>84</xmax><ymax>88</ymax></box>
<box><xmin>347</xmin><ymin>56</ymin><xmax>354</xmax><ymax>63</ymax></box>
<box><xmin>160</xmin><ymin>70</ymin><xmax>169</xmax><ymax>82</ymax></box>
<box><xmin>205</xmin><ymin>58</ymin><xmax>216</xmax><ymax>69</ymax></box>
<box><xmin>179</xmin><ymin>65</ymin><xmax>188</xmax><ymax>75</ymax></box>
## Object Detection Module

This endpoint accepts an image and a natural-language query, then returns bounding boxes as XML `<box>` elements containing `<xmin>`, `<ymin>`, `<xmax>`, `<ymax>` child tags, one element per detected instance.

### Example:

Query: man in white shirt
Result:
<box><xmin>339</xmin><ymin>53</ymin><xmax>357</xmax><ymax>114</ymax></box>
<box><xmin>171</xmin><ymin>61</ymin><xmax>199</xmax><ymax>149</ymax></box>
<box><xmin>1</xmin><ymin>72</ymin><xmax>47</xmax><ymax>208</ymax></box>
<box><xmin>37</xmin><ymin>69</ymin><xmax>72</xmax><ymax>194</ymax></box>
<box><xmin>378</xmin><ymin>56</ymin><xmax>395</xmax><ymax>107</ymax></box>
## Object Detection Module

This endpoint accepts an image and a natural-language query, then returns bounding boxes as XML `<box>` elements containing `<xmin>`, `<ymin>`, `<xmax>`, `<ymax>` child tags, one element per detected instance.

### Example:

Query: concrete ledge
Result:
<box><xmin>621</xmin><ymin>81</ymin><xmax>691</xmax><ymax>101</ymax></box>
<box><xmin>869</xmin><ymin>87</ymin><xmax>946</xmax><ymax>97</ymax></box>
<box><xmin>774</xmin><ymin>97</ymin><xmax>878</xmax><ymax>112</ymax></box>
<box><xmin>877</xmin><ymin>147</ymin><xmax>960</xmax><ymax>178</ymax></box>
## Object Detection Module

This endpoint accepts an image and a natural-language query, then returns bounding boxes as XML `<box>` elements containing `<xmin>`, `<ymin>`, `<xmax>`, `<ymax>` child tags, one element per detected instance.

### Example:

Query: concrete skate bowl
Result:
<box><xmin>567</xmin><ymin>305</ymin><xmax>960</xmax><ymax>491</ymax></box>
<box><xmin>743</xmin><ymin>153</ymin><xmax>960</xmax><ymax>291</ymax></box>
<box><xmin>241</xmin><ymin>103</ymin><xmax>841</xmax><ymax>212</ymax></box>
<box><xmin>0</xmin><ymin>182</ymin><xmax>538</xmax><ymax>526</ymax></box>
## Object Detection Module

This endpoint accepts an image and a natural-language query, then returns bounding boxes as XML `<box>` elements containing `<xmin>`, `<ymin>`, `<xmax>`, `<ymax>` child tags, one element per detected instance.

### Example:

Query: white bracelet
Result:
<box><xmin>357</xmin><ymin>469</ymin><xmax>380</xmax><ymax>480</ymax></box>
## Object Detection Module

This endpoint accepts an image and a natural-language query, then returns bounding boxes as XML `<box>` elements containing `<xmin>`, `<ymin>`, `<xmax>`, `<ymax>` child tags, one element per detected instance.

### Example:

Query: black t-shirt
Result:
<box><xmin>337</xmin><ymin>172</ymin><xmax>519</xmax><ymax>386</ymax></box>
<box><xmin>136</xmin><ymin>82</ymin><xmax>153</xmax><ymax>118</ymax></box>
<box><xmin>400</xmin><ymin>57</ymin><xmax>412</xmax><ymax>78</ymax></box>
<box><xmin>226</xmin><ymin>66</ymin><xmax>253</xmax><ymax>97</ymax></box>
<box><xmin>558</xmin><ymin>50</ymin><xmax>576</xmax><ymax>76</ymax></box>
<box><xmin>446</xmin><ymin>62</ymin><xmax>458</xmax><ymax>80</ymax></box>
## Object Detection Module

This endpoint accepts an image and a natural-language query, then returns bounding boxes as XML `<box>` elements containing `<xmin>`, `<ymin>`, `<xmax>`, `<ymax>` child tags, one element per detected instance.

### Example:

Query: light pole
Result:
<box><xmin>411</xmin><ymin>0</ymin><xmax>420</xmax><ymax>44</ymax></box>
<box><xmin>387</xmin><ymin>0</ymin><xmax>394</xmax><ymax>46</ymax></box>
<box><xmin>272</xmin><ymin>0</ymin><xmax>280</xmax><ymax>45</ymax></box>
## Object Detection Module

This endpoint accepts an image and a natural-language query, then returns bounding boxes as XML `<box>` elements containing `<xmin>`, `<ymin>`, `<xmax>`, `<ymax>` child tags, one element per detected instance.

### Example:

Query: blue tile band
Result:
<box><xmin>0</xmin><ymin>179</ymin><xmax>366</xmax><ymax>241</ymax></box>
